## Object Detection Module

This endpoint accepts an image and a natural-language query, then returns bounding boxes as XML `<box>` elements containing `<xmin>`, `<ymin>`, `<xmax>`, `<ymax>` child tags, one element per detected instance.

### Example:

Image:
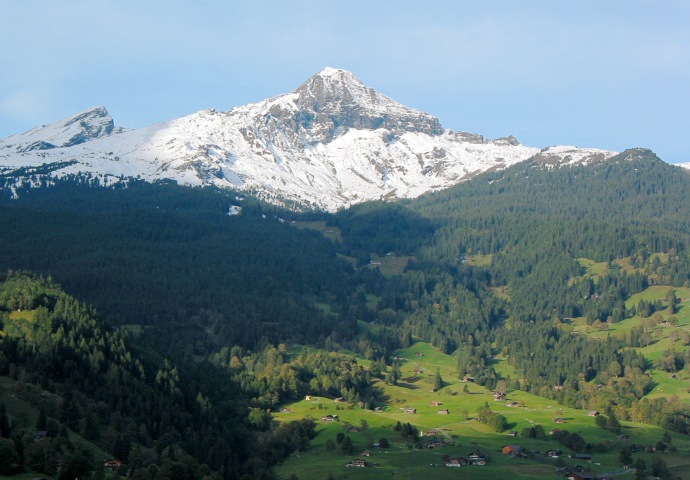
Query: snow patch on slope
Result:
<box><xmin>533</xmin><ymin>146</ymin><xmax>617</xmax><ymax>167</ymax></box>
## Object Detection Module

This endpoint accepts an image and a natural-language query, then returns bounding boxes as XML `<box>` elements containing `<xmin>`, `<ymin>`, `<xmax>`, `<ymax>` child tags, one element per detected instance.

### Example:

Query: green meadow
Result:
<box><xmin>274</xmin><ymin>339</ymin><xmax>690</xmax><ymax>479</ymax></box>
<box><xmin>291</xmin><ymin>221</ymin><xmax>344</xmax><ymax>243</ymax></box>
<box><xmin>577</xmin><ymin>258</ymin><xmax>610</xmax><ymax>278</ymax></box>
<box><xmin>367</xmin><ymin>254</ymin><xmax>414</xmax><ymax>277</ymax></box>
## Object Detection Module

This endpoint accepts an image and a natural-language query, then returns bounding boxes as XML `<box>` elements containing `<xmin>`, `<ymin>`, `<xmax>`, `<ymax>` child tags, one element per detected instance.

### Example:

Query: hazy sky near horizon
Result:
<box><xmin>1</xmin><ymin>1</ymin><xmax>688</xmax><ymax>163</ymax></box>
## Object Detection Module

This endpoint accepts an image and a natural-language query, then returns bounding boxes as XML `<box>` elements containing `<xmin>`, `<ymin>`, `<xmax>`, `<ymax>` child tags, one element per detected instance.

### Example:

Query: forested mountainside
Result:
<box><xmin>1</xmin><ymin>149</ymin><xmax>690</xmax><ymax>479</ymax></box>
<box><xmin>0</xmin><ymin>273</ymin><xmax>323</xmax><ymax>480</ymax></box>
<box><xmin>0</xmin><ymin>178</ymin><xmax>362</xmax><ymax>352</ymax></box>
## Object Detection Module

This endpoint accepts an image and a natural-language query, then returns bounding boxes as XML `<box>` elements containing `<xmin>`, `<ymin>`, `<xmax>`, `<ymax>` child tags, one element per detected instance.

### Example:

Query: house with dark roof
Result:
<box><xmin>445</xmin><ymin>457</ymin><xmax>468</xmax><ymax>467</ymax></box>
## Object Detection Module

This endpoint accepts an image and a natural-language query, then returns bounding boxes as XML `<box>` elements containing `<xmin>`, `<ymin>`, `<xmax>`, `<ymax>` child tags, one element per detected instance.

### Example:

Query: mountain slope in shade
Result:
<box><xmin>0</xmin><ymin>68</ymin><xmax>617</xmax><ymax>211</ymax></box>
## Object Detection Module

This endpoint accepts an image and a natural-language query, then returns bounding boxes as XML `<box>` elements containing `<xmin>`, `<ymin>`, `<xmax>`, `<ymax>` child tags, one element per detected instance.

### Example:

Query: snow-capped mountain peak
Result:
<box><xmin>0</xmin><ymin>68</ymin><xmax>618</xmax><ymax>211</ymax></box>
<box><xmin>228</xmin><ymin>67</ymin><xmax>443</xmax><ymax>144</ymax></box>
<box><xmin>0</xmin><ymin>106</ymin><xmax>120</xmax><ymax>154</ymax></box>
<box><xmin>289</xmin><ymin>67</ymin><xmax>443</xmax><ymax>140</ymax></box>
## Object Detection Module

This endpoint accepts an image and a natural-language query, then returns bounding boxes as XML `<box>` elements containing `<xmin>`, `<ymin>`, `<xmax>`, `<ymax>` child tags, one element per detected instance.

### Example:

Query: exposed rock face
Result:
<box><xmin>2</xmin><ymin>106</ymin><xmax>117</xmax><ymax>153</ymax></box>
<box><xmin>286</xmin><ymin>67</ymin><xmax>443</xmax><ymax>142</ymax></box>
<box><xmin>59</xmin><ymin>106</ymin><xmax>116</xmax><ymax>147</ymax></box>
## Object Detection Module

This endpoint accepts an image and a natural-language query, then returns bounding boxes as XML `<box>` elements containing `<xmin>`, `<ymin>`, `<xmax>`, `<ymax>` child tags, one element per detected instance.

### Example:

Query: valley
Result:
<box><xmin>0</xmin><ymin>70</ymin><xmax>688</xmax><ymax>480</ymax></box>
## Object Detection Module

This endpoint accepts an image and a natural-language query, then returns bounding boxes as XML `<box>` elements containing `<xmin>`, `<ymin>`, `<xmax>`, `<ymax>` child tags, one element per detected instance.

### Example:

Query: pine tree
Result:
<box><xmin>433</xmin><ymin>367</ymin><xmax>443</xmax><ymax>391</ymax></box>
<box><xmin>36</xmin><ymin>405</ymin><xmax>47</xmax><ymax>431</ymax></box>
<box><xmin>340</xmin><ymin>436</ymin><xmax>354</xmax><ymax>455</ymax></box>
<box><xmin>619</xmin><ymin>446</ymin><xmax>633</xmax><ymax>466</ymax></box>
<box><xmin>0</xmin><ymin>403</ymin><xmax>10</xmax><ymax>438</ymax></box>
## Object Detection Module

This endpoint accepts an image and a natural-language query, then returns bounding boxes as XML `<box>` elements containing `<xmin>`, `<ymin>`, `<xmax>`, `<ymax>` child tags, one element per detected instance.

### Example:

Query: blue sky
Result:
<box><xmin>1</xmin><ymin>1</ymin><xmax>688</xmax><ymax>163</ymax></box>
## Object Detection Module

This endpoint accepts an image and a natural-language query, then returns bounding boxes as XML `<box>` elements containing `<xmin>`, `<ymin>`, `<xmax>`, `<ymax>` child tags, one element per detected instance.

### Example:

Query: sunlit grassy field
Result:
<box><xmin>275</xmin><ymin>340</ymin><xmax>690</xmax><ymax>480</ymax></box>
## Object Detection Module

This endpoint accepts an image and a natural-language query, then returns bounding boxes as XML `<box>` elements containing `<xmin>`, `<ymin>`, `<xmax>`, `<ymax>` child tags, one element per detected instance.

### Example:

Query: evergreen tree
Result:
<box><xmin>665</xmin><ymin>289</ymin><xmax>678</xmax><ymax>314</ymax></box>
<box><xmin>36</xmin><ymin>405</ymin><xmax>47</xmax><ymax>431</ymax></box>
<box><xmin>0</xmin><ymin>438</ymin><xmax>20</xmax><ymax>475</ymax></box>
<box><xmin>433</xmin><ymin>367</ymin><xmax>443</xmax><ymax>391</ymax></box>
<box><xmin>340</xmin><ymin>436</ymin><xmax>354</xmax><ymax>455</ymax></box>
<box><xmin>0</xmin><ymin>403</ymin><xmax>10</xmax><ymax>438</ymax></box>
<box><xmin>650</xmin><ymin>457</ymin><xmax>671</xmax><ymax>479</ymax></box>
<box><xmin>605</xmin><ymin>405</ymin><xmax>621</xmax><ymax>434</ymax></box>
<box><xmin>635</xmin><ymin>458</ymin><xmax>648</xmax><ymax>480</ymax></box>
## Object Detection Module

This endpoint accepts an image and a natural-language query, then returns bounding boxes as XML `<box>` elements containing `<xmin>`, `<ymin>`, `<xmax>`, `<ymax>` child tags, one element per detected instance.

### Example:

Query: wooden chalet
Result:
<box><xmin>345</xmin><ymin>459</ymin><xmax>366</xmax><ymax>468</ymax></box>
<box><xmin>544</xmin><ymin>449</ymin><xmax>563</xmax><ymax>458</ymax></box>
<box><xmin>103</xmin><ymin>459</ymin><xmax>123</xmax><ymax>470</ymax></box>
<box><xmin>566</xmin><ymin>473</ymin><xmax>613</xmax><ymax>480</ymax></box>
<box><xmin>571</xmin><ymin>453</ymin><xmax>593</xmax><ymax>460</ymax></box>
<box><xmin>501</xmin><ymin>445</ymin><xmax>523</xmax><ymax>455</ymax></box>
<box><xmin>468</xmin><ymin>451</ymin><xmax>486</xmax><ymax>462</ymax></box>
<box><xmin>427</xmin><ymin>437</ymin><xmax>446</xmax><ymax>449</ymax></box>
<box><xmin>445</xmin><ymin>457</ymin><xmax>468</xmax><ymax>467</ymax></box>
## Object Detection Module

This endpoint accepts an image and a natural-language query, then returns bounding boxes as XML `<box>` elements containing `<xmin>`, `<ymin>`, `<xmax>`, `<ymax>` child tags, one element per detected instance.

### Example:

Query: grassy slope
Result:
<box><xmin>367</xmin><ymin>254</ymin><xmax>414</xmax><ymax>277</ymax></box>
<box><xmin>274</xmin><ymin>341</ymin><xmax>690</xmax><ymax>480</ymax></box>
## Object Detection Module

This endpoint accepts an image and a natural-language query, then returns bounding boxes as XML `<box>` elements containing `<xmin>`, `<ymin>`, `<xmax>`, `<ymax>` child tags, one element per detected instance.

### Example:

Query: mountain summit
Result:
<box><xmin>1</xmin><ymin>106</ymin><xmax>120</xmax><ymax>153</ymax></box>
<box><xmin>0</xmin><ymin>68</ymin><xmax>616</xmax><ymax>210</ymax></box>
<box><xmin>286</xmin><ymin>67</ymin><xmax>443</xmax><ymax>140</ymax></box>
<box><xmin>230</xmin><ymin>67</ymin><xmax>442</xmax><ymax>145</ymax></box>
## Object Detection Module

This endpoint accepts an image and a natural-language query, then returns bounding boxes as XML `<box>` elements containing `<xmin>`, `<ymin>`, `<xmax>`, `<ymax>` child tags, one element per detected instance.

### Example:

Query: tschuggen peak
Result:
<box><xmin>0</xmin><ymin>106</ymin><xmax>121</xmax><ymax>154</ymax></box>
<box><xmin>0</xmin><ymin>68</ymin><xmax>617</xmax><ymax>211</ymax></box>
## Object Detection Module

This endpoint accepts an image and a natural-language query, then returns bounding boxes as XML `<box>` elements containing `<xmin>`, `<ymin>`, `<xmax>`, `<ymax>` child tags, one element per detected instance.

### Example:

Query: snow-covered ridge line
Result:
<box><xmin>0</xmin><ymin>67</ymin><xmax>618</xmax><ymax>211</ymax></box>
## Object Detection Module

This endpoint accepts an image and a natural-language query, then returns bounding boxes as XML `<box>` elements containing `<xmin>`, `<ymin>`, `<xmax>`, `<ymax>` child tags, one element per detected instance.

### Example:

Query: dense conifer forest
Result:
<box><xmin>1</xmin><ymin>148</ymin><xmax>690</xmax><ymax>478</ymax></box>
